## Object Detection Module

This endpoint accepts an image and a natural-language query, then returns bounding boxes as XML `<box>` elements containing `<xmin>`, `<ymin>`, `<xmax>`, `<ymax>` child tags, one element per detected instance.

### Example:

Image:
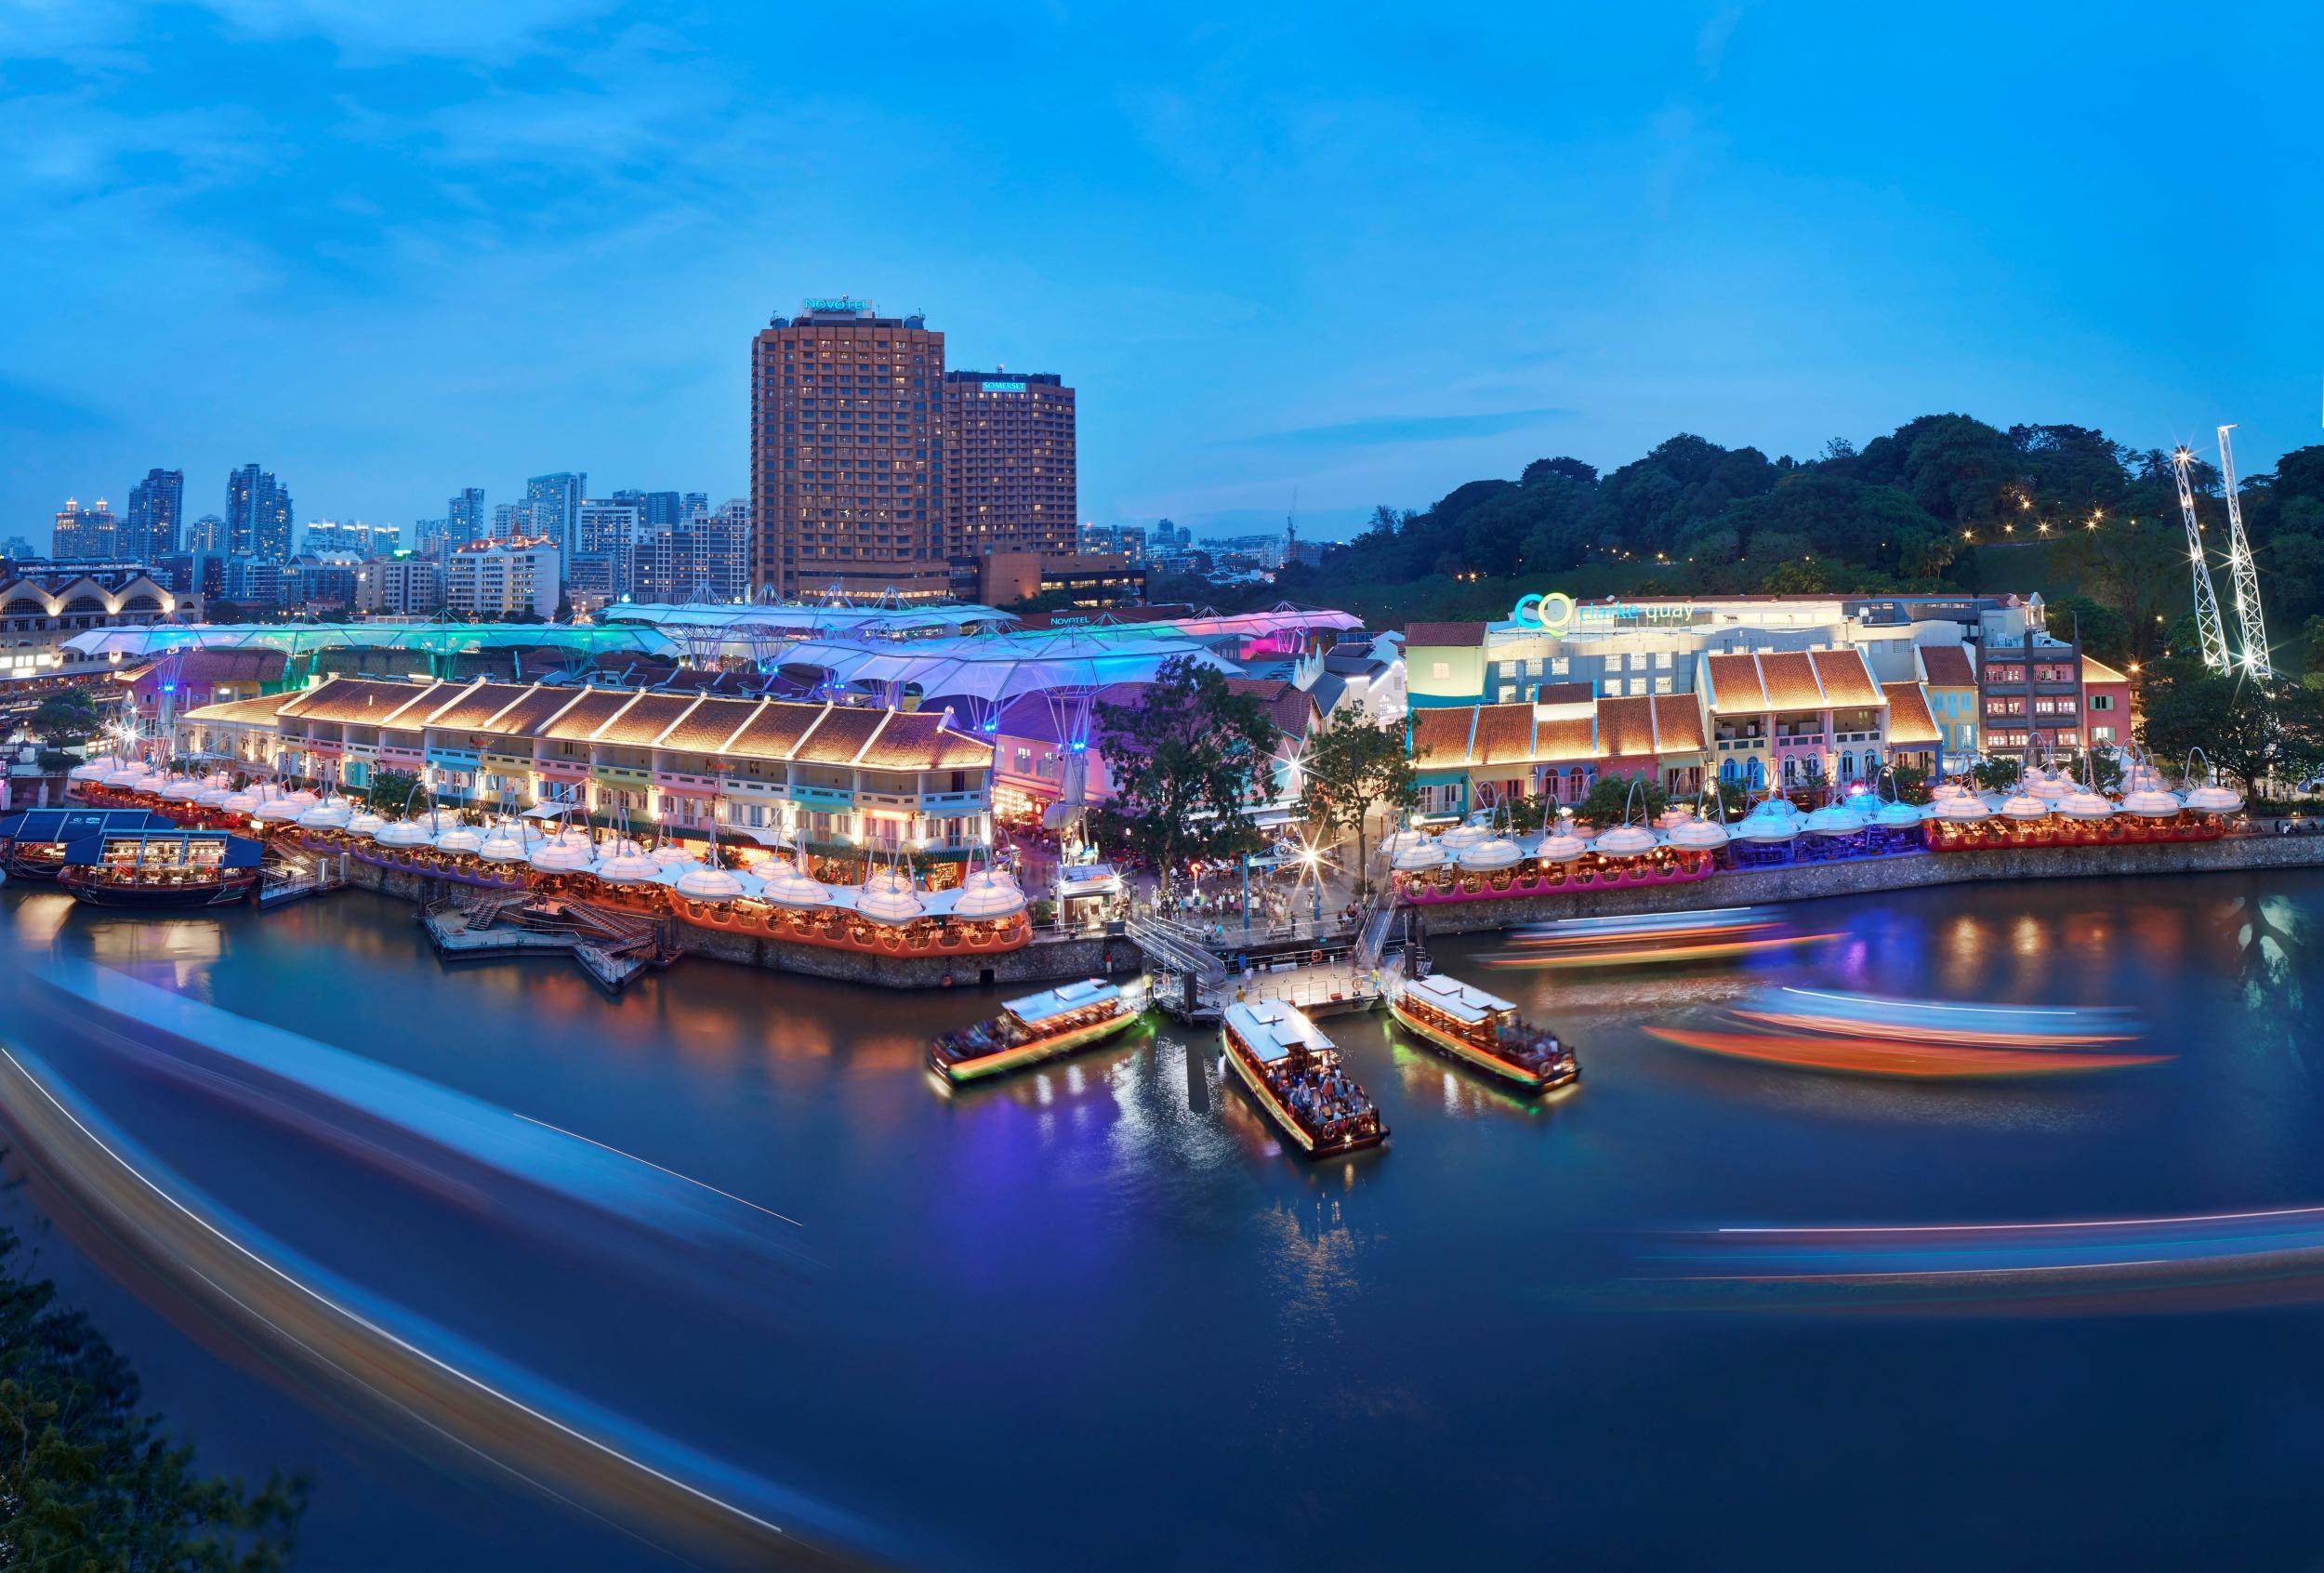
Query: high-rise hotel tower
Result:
<box><xmin>750</xmin><ymin>297</ymin><xmax>946</xmax><ymax>601</ymax></box>
<box><xmin>941</xmin><ymin>370</ymin><xmax>1076</xmax><ymax>561</ymax></box>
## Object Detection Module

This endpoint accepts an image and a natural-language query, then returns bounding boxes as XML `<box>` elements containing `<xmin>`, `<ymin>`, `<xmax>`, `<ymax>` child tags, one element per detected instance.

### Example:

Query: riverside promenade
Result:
<box><xmin>313</xmin><ymin>829</ymin><xmax>2324</xmax><ymax>990</ymax></box>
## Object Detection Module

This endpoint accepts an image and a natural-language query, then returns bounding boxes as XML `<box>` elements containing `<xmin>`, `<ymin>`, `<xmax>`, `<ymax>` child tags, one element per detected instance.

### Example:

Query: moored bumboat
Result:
<box><xmin>1386</xmin><ymin>972</ymin><xmax>1578</xmax><ymax>1092</ymax></box>
<box><xmin>1220</xmin><ymin>999</ymin><xmax>1386</xmax><ymax>1157</ymax></box>
<box><xmin>54</xmin><ymin>828</ymin><xmax>262</xmax><ymax>908</ymax></box>
<box><xmin>931</xmin><ymin>977</ymin><xmax>1147</xmax><ymax>1084</ymax></box>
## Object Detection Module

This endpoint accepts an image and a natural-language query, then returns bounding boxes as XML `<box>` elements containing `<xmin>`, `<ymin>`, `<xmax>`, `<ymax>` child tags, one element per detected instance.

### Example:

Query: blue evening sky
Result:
<box><xmin>4</xmin><ymin>1</ymin><xmax>2319</xmax><ymax>549</ymax></box>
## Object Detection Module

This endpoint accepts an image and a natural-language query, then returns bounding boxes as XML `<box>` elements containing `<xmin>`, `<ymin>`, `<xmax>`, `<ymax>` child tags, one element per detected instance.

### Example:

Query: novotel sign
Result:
<box><xmin>801</xmin><ymin>296</ymin><xmax>871</xmax><ymax>314</ymax></box>
<box><xmin>1510</xmin><ymin>592</ymin><xmax>1697</xmax><ymax>632</ymax></box>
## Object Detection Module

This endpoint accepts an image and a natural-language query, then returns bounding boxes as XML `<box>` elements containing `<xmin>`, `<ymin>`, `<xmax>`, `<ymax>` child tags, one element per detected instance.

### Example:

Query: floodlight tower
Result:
<box><xmin>2215</xmin><ymin>424</ymin><xmax>2274</xmax><ymax>679</ymax></box>
<box><xmin>2170</xmin><ymin>446</ymin><xmax>2233</xmax><ymax>674</ymax></box>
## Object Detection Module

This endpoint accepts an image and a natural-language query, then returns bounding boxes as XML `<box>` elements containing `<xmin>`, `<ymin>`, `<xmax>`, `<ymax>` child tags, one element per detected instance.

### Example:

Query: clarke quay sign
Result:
<box><xmin>1510</xmin><ymin>592</ymin><xmax>1697</xmax><ymax>632</ymax></box>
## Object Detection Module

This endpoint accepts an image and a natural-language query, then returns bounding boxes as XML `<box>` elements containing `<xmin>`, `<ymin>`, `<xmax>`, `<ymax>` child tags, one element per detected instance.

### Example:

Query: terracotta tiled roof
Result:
<box><xmin>279</xmin><ymin>678</ymin><xmax>446</xmax><ymax>725</ymax></box>
<box><xmin>1882</xmin><ymin>682</ymin><xmax>1942</xmax><ymax>746</ymax></box>
<box><xmin>1757</xmin><ymin>652</ymin><xmax>1826</xmax><ymax>711</ymax></box>
<box><xmin>480</xmin><ymin>685</ymin><xmax>589</xmax><ymax>736</ymax></box>
<box><xmin>721</xmin><ymin>701</ymin><xmax>826</xmax><ymax>761</ymax></box>
<box><xmin>1596</xmin><ymin>695</ymin><xmax>1660</xmax><ymax>760</ymax></box>
<box><xmin>1471</xmin><ymin>704</ymin><xmax>1538</xmax><ymax>767</ymax></box>
<box><xmin>858</xmin><ymin>710</ymin><xmax>993</xmax><ymax>771</ymax></box>
<box><xmin>794</xmin><ymin>706</ymin><xmax>886</xmax><ymax>766</ymax></box>
<box><xmin>1410</xmin><ymin>708</ymin><xmax>1478</xmax><ymax>768</ymax></box>
<box><xmin>1536</xmin><ymin>715</ymin><xmax>1596</xmax><ymax>761</ymax></box>
<box><xmin>1810</xmin><ymin>650</ymin><xmax>1882</xmax><ymax>707</ymax></box>
<box><xmin>1405</xmin><ymin>620</ymin><xmax>1489</xmax><ymax>647</ymax></box>
<box><xmin>1704</xmin><ymin>654</ymin><xmax>1767</xmax><ymax>711</ymax></box>
<box><xmin>539</xmin><ymin>688</ymin><xmax>638</xmax><ymax>741</ymax></box>
<box><xmin>2081</xmin><ymin>655</ymin><xmax>2131</xmax><ymax>684</ymax></box>
<box><xmin>423</xmin><ymin>681</ymin><xmax>523</xmax><ymax>730</ymax></box>
<box><xmin>181</xmin><ymin>692</ymin><xmax>297</xmax><ymax>727</ymax></box>
<box><xmin>659</xmin><ymin>696</ymin><xmax>759</xmax><ymax>754</ymax></box>
<box><xmin>1651</xmin><ymin>694</ymin><xmax>1706</xmax><ymax>751</ymax></box>
<box><xmin>136</xmin><ymin>649</ymin><xmax>286</xmax><ymax>685</ymax></box>
<box><xmin>1223</xmin><ymin>677</ymin><xmax>1320</xmax><ymax>739</ymax></box>
<box><xmin>591</xmin><ymin>692</ymin><xmax>701</xmax><ymax>747</ymax></box>
<box><xmin>1918</xmin><ymin>643</ymin><xmax>1975</xmax><ymax>687</ymax></box>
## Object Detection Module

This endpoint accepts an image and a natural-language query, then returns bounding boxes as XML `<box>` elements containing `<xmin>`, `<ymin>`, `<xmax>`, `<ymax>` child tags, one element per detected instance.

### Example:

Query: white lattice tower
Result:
<box><xmin>2216</xmin><ymin>424</ymin><xmax>2274</xmax><ymax>679</ymax></box>
<box><xmin>2170</xmin><ymin>447</ymin><xmax>2232</xmax><ymax>674</ymax></box>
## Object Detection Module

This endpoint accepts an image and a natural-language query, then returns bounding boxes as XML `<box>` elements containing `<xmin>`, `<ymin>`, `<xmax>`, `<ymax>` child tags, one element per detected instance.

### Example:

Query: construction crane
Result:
<box><xmin>2215</xmin><ymin>424</ymin><xmax>2274</xmax><ymax>679</ymax></box>
<box><xmin>2170</xmin><ymin>445</ymin><xmax>2233</xmax><ymax>674</ymax></box>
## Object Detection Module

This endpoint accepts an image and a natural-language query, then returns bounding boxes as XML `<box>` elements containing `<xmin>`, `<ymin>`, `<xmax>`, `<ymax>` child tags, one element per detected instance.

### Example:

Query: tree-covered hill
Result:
<box><xmin>1255</xmin><ymin>414</ymin><xmax>2324</xmax><ymax>672</ymax></box>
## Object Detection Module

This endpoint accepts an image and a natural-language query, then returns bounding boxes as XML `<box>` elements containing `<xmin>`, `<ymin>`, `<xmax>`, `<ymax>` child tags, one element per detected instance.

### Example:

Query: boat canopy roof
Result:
<box><xmin>0</xmin><ymin>808</ymin><xmax>179</xmax><ymax>844</ymax></box>
<box><xmin>1004</xmin><ymin>977</ymin><xmax>1122</xmax><ymax>1024</ymax></box>
<box><xmin>1402</xmin><ymin>972</ymin><xmax>1516</xmax><ymax>1023</ymax></box>
<box><xmin>60</xmin><ymin>830</ymin><xmax>263</xmax><ymax>866</ymax></box>
<box><xmin>1223</xmin><ymin>999</ymin><xmax>1334</xmax><ymax>1064</ymax></box>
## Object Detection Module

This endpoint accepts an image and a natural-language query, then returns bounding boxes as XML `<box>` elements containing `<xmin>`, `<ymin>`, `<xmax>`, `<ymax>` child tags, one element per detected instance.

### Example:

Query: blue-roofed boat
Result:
<box><xmin>931</xmin><ymin>977</ymin><xmax>1148</xmax><ymax>1083</ymax></box>
<box><xmin>0</xmin><ymin>808</ymin><xmax>183</xmax><ymax>881</ymax></box>
<box><xmin>1221</xmin><ymin>999</ymin><xmax>1386</xmax><ymax>1157</ymax></box>
<box><xmin>55</xmin><ymin>828</ymin><xmax>263</xmax><ymax>907</ymax></box>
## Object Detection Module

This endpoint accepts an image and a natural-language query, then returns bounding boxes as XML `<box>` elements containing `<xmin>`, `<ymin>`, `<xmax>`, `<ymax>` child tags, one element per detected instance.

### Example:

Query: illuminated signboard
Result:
<box><xmin>1511</xmin><ymin>592</ymin><xmax>1696</xmax><ymax>632</ymax></box>
<box><xmin>980</xmin><ymin>380</ymin><xmax>1027</xmax><ymax>392</ymax></box>
<box><xmin>801</xmin><ymin>296</ymin><xmax>870</xmax><ymax>314</ymax></box>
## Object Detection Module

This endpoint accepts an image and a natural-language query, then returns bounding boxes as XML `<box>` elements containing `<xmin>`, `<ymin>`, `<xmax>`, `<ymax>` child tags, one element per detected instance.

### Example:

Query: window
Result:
<box><xmin>2092</xmin><ymin>694</ymin><xmax>2113</xmax><ymax>711</ymax></box>
<box><xmin>1654</xmin><ymin>651</ymin><xmax>1672</xmax><ymax>669</ymax></box>
<box><xmin>1654</xmin><ymin>676</ymin><xmax>1673</xmax><ymax>694</ymax></box>
<box><xmin>2093</xmin><ymin>725</ymin><xmax>2116</xmax><ymax>743</ymax></box>
<box><xmin>1498</xmin><ymin>684</ymin><xmax>1517</xmax><ymax>703</ymax></box>
<box><xmin>1551</xmin><ymin>657</ymin><xmax>1569</xmax><ymax>676</ymax></box>
<box><xmin>1430</xmin><ymin>661</ymin><xmax>1450</xmax><ymax>681</ymax></box>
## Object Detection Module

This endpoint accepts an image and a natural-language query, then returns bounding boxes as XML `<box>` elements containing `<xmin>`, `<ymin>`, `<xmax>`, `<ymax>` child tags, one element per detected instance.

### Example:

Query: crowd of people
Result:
<box><xmin>1270</xmin><ymin>1052</ymin><xmax>1381</xmax><ymax>1146</ymax></box>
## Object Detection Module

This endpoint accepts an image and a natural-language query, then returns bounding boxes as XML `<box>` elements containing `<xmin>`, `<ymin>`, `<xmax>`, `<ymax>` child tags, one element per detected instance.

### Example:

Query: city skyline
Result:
<box><xmin>7</xmin><ymin>6</ymin><xmax>2323</xmax><ymax>550</ymax></box>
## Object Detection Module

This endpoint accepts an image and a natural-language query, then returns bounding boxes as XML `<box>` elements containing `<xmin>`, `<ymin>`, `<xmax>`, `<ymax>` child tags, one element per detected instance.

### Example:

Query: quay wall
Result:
<box><xmin>334</xmin><ymin>854</ymin><xmax>1134</xmax><ymax>988</ymax></box>
<box><xmin>1400</xmin><ymin>837</ymin><xmax>2324</xmax><ymax>937</ymax></box>
<box><xmin>310</xmin><ymin>836</ymin><xmax>2324</xmax><ymax>985</ymax></box>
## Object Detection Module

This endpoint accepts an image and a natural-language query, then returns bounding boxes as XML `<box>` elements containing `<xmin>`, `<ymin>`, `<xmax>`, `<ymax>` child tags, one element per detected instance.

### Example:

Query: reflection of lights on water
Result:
<box><xmin>1646</xmin><ymin>986</ymin><xmax>2159</xmax><ymax>1079</ymax></box>
<box><xmin>1639</xmin><ymin>1201</ymin><xmax>2324</xmax><ymax>1314</ymax></box>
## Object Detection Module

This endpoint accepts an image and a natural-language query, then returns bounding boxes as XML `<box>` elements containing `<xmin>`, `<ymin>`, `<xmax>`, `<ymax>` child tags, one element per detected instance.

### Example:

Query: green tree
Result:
<box><xmin>0</xmin><ymin>1223</ymin><xmax>306</xmax><ymax>1567</ymax></box>
<box><xmin>1887</xmin><ymin>762</ymin><xmax>1932</xmax><ymax>803</ymax></box>
<box><xmin>366</xmin><ymin>766</ymin><xmax>423</xmax><ymax>813</ymax></box>
<box><xmin>1293</xmin><ymin>708</ymin><xmax>1418</xmax><ymax>892</ymax></box>
<box><xmin>32</xmin><ymin>688</ymin><xmax>101</xmax><ymax>749</ymax></box>
<box><xmin>1578</xmin><ymin>773</ymin><xmax>1666</xmax><ymax>828</ymax></box>
<box><xmin>2043</xmin><ymin>593</ymin><xmax>2132</xmax><ymax>666</ymax></box>
<box><xmin>1971</xmin><ymin>756</ymin><xmax>2021</xmax><ymax>791</ymax></box>
<box><xmin>1091</xmin><ymin>658</ymin><xmax>1275</xmax><ymax>900</ymax></box>
<box><xmin>2136</xmin><ymin>667</ymin><xmax>2317</xmax><ymax>797</ymax></box>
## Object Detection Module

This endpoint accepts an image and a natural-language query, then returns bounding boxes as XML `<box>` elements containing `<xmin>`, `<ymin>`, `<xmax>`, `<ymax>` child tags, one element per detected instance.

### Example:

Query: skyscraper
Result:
<box><xmin>186</xmin><ymin>513</ymin><xmax>229</xmax><ymax>554</ymax></box>
<box><xmin>942</xmin><ymin>370</ymin><xmax>1076</xmax><ymax>561</ymax></box>
<box><xmin>750</xmin><ymin>297</ymin><xmax>945</xmax><ymax>600</ymax></box>
<box><xmin>573</xmin><ymin>499</ymin><xmax>643</xmax><ymax>601</ymax></box>
<box><xmin>447</xmin><ymin>487</ymin><xmax>486</xmax><ymax>546</ymax></box>
<box><xmin>225</xmin><ymin>464</ymin><xmax>294</xmax><ymax>559</ymax></box>
<box><xmin>636</xmin><ymin>499</ymin><xmax>749</xmax><ymax>604</ymax></box>
<box><xmin>126</xmin><ymin>468</ymin><xmax>184</xmax><ymax>561</ymax></box>
<box><xmin>304</xmin><ymin>520</ymin><xmax>401</xmax><ymax>555</ymax></box>
<box><xmin>525</xmin><ymin>472</ymin><xmax>586</xmax><ymax>568</ymax></box>
<box><xmin>51</xmin><ymin>497</ymin><xmax>118</xmax><ymax>560</ymax></box>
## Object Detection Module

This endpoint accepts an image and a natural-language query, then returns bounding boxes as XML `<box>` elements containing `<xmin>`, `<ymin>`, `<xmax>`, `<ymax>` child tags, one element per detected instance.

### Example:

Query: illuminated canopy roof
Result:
<box><xmin>60</xmin><ymin>622</ymin><xmax>675</xmax><ymax>661</ymax></box>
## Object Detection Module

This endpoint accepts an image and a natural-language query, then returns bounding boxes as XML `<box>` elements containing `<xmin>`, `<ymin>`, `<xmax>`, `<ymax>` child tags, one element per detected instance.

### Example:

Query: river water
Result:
<box><xmin>5</xmin><ymin>869</ymin><xmax>2324</xmax><ymax>1570</ymax></box>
